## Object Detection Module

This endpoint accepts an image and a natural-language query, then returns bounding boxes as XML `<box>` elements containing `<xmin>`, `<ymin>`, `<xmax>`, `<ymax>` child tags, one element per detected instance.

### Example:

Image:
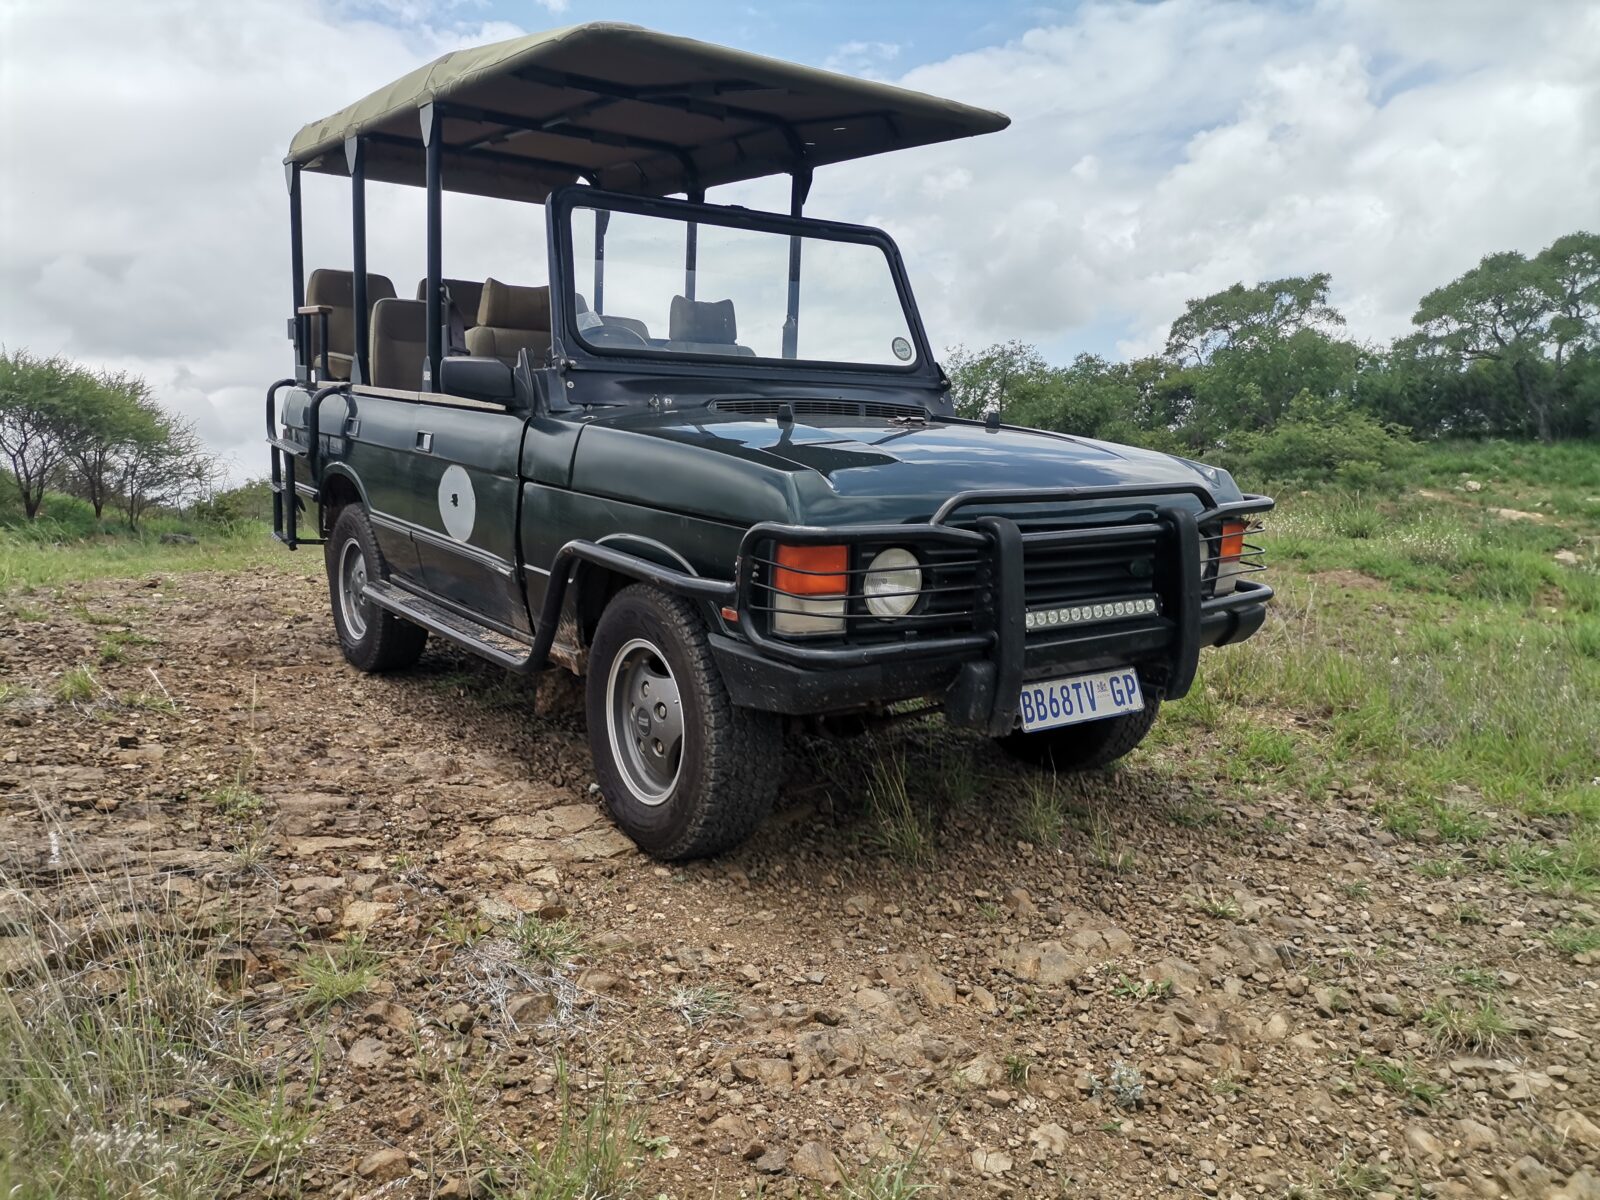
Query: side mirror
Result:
<box><xmin>438</xmin><ymin>356</ymin><xmax>515</xmax><ymax>404</ymax></box>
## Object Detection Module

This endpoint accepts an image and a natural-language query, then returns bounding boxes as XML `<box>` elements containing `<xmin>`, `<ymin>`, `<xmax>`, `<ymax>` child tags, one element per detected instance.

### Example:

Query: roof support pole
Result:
<box><xmin>781</xmin><ymin>169</ymin><xmax>812</xmax><ymax>360</ymax></box>
<box><xmin>685</xmin><ymin>187</ymin><xmax>704</xmax><ymax>301</ymax></box>
<box><xmin>345</xmin><ymin>137</ymin><xmax>369</xmax><ymax>385</ymax></box>
<box><xmin>593</xmin><ymin>208</ymin><xmax>609</xmax><ymax>313</ymax></box>
<box><xmin>287</xmin><ymin>162</ymin><xmax>307</xmax><ymax>382</ymax></box>
<box><xmin>421</xmin><ymin>103</ymin><xmax>443</xmax><ymax>391</ymax></box>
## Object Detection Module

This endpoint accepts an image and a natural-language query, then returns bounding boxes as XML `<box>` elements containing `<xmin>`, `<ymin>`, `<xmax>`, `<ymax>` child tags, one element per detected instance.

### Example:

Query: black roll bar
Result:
<box><xmin>422</xmin><ymin>103</ymin><xmax>443</xmax><ymax>390</ymax></box>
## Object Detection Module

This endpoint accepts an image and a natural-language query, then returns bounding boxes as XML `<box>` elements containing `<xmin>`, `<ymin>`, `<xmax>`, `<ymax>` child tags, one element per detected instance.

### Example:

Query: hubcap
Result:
<box><xmin>337</xmin><ymin>537</ymin><xmax>370</xmax><ymax>640</ymax></box>
<box><xmin>605</xmin><ymin>638</ymin><xmax>684</xmax><ymax>805</ymax></box>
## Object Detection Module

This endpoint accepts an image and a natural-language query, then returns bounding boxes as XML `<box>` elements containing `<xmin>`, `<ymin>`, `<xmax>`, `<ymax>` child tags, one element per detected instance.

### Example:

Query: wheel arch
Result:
<box><xmin>572</xmin><ymin>536</ymin><xmax>705</xmax><ymax>649</ymax></box>
<box><xmin>318</xmin><ymin>466</ymin><xmax>368</xmax><ymax>537</ymax></box>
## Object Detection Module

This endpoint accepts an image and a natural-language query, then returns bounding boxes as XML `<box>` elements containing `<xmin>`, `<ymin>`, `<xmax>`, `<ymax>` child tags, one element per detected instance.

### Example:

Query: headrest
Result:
<box><xmin>415</xmin><ymin>278</ymin><xmax>485</xmax><ymax>326</ymax></box>
<box><xmin>670</xmin><ymin>296</ymin><xmax>737</xmax><ymax>344</ymax></box>
<box><xmin>306</xmin><ymin>268</ymin><xmax>396</xmax><ymax>308</ymax></box>
<box><xmin>370</xmin><ymin>297</ymin><xmax>428</xmax><ymax>339</ymax></box>
<box><xmin>478</xmin><ymin>278</ymin><xmax>550</xmax><ymax>330</ymax></box>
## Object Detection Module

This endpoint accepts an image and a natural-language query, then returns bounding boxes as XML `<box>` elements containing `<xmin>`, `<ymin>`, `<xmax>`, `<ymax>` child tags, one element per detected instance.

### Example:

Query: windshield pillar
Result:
<box><xmin>345</xmin><ymin>137</ymin><xmax>369</xmax><ymax>385</ymax></box>
<box><xmin>782</xmin><ymin>169</ymin><xmax>812</xmax><ymax>360</ymax></box>
<box><xmin>422</xmin><ymin>103</ymin><xmax>443</xmax><ymax>390</ymax></box>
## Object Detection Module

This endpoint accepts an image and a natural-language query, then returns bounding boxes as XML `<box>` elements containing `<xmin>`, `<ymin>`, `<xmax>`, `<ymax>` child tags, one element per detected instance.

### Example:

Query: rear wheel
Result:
<box><xmin>995</xmin><ymin>697</ymin><xmax>1161</xmax><ymax>772</ymax></box>
<box><xmin>325</xmin><ymin>505</ymin><xmax>427</xmax><ymax>673</ymax></box>
<box><xmin>586</xmin><ymin>584</ymin><xmax>780</xmax><ymax>860</ymax></box>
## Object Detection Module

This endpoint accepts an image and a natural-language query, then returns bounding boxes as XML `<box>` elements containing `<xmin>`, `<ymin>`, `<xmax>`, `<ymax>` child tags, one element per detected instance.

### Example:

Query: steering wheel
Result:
<box><xmin>584</xmin><ymin>323</ymin><xmax>651</xmax><ymax>349</ymax></box>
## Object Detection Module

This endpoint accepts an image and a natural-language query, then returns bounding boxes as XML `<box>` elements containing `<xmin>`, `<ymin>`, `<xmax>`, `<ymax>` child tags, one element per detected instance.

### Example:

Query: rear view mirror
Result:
<box><xmin>439</xmin><ymin>356</ymin><xmax>515</xmax><ymax>404</ymax></box>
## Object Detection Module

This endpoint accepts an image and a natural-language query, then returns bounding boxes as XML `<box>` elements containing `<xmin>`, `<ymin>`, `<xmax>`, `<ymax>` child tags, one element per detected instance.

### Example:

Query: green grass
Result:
<box><xmin>1352</xmin><ymin>1054</ymin><xmax>1444</xmax><ymax>1106</ymax></box>
<box><xmin>296</xmin><ymin>937</ymin><xmax>383</xmax><ymax>1013</ymax></box>
<box><xmin>0</xmin><ymin>521</ymin><xmax>312</xmax><ymax>592</ymax></box>
<box><xmin>863</xmin><ymin>750</ymin><xmax>937</xmax><ymax>867</ymax></box>
<box><xmin>511</xmin><ymin>914</ymin><xmax>586</xmax><ymax>966</ymax></box>
<box><xmin>54</xmin><ymin>666</ymin><xmax>98</xmax><ymax>704</ymax></box>
<box><xmin>1165</xmin><ymin>441</ymin><xmax>1600</xmax><ymax>896</ymax></box>
<box><xmin>0</xmin><ymin>861</ymin><xmax>319</xmax><ymax>1198</ymax></box>
<box><xmin>207</xmin><ymin>783</ymin><xmax>264</xmax><ymax>820</ymax></box>
<box><xmin>1544</xmin><ymin>923</ymin><xmax>1600</xmax><ymax>957</ymax></box>
<box><xmin>1420</xmin><ymin>996</ymin><xmax>1516</xmax><ymax>1050</ymax></box>
<box><xmin>1015</xmin><ymin>775</ymin><xmax>1067</xmax><ymax>846</ymax></box>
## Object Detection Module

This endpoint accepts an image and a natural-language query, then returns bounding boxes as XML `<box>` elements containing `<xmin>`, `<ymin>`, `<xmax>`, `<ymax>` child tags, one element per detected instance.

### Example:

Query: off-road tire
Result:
<box><xmin>325</xmin><ymin>504</ymin><xmax>427</xmax><ymax>673</ymax></box>
<box><xmin>996</xmin><ymin>695</ymin><xmax>1161</xmax><ymax>772</ymax></box>
<box><xmin>586</xmin><ymin>584</ymin><xmax>781</xmax><ymax>860</ymax></box>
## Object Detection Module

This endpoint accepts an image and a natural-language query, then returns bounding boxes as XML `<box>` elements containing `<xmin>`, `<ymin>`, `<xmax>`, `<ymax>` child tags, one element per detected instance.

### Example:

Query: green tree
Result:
<box><xmin>63</xmin><ymin>370</ymin><xmax>152</xmax><ymax>519</ymax></box>
<box><xmin>0</xmin><ymin>349</ymin><xmax>87</xmax><ymax>520</ymax></box>
<box><xmin>945</xmin><ymin>340</ymin><xmax>1054</xmax><ymax>420</ymax></box>
<box><xmin>115</xmin><ymin>400</ymin><xmax>215</xmax><ymax>530</ymax></box>
<box><xmin>1164</xmin><ymin>273</ymin><xmax>1345</xmax><ymax>368</ymax></box>
<box><xmin>1411</xmin><ymin>232</ymin><xmax>1599</xmax><ymax>442</ymax></box>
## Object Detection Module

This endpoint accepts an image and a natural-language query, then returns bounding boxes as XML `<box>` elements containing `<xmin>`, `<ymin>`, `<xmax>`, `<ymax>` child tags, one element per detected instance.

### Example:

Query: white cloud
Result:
<box><xmin>823</xmin><ymin>41</ymin><xmax>903</xmax><ymax>78</ymax></box>
<box><xmin>1</xmin><ymin>0</ymin><xmax>1596</xmax><ymax>482</ymax></box>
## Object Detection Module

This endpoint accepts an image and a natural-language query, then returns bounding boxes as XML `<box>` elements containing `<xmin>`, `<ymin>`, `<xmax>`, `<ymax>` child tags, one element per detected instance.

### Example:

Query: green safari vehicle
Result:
<box><xmin>266</xmin><ymin>23</ymin><xmax>1273</xmax><ymax>859</ymax></box>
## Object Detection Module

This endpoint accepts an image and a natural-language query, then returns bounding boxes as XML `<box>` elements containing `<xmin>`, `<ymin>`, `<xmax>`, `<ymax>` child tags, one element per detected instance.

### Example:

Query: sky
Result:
<box><xmin>2</xmin><ymin>0</ymin><xmax>1597</xmax><ymax>482</ymax></box>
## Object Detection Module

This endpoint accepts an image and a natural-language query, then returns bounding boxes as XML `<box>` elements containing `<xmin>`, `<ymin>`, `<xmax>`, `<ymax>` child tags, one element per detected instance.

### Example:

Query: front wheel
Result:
<box><xmin>995</xmin><ymin>696</ymin><xmax>1161</xmax><ymax>772</ymax></box>
<box><xmin>585</xmin><ymin>584</ymin><xmax>781</xmax><ymax>860</ymax></box>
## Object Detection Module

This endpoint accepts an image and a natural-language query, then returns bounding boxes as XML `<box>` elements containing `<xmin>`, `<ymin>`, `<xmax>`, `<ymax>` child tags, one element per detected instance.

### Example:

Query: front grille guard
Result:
<box><xmin>732</xmin><ymin>485</ymin><xmax>1275</xmax><ymax>692</ymax></box>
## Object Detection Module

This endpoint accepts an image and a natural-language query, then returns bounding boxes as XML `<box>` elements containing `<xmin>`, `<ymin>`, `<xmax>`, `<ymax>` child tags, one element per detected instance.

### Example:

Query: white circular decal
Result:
<box><xmin>891</xmin><ymin>336</ymin><xmax>913</xmax><ymax>362</ymax></box>
<box><xmin>438</xmin><ymin>464</ymin><xmax>476</xmax><ymax>542</ymax></box>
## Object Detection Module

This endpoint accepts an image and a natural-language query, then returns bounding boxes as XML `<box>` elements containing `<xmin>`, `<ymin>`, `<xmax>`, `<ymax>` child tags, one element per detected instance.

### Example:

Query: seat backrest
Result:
<box><xmin>368</xmin><ymin>298</ymin><xmax>429</xmax><ymax>391</ymax></box>
<box><xmin>668</xmin><ymin>295</ymin><xmax>751</xmax><ymax>355</ymax></box>
<box><xmin>415</xmin><ymin>278</ymin><xmax>485</xmax><ymax>330</ymax></box>
<box><xmin>669</xmin><ymin>296</ymin><xmax>737</xmax><ymax>344</ymax></box>
<box><xmin>465</xmin><ymin>277</ymin><xmax>550</xmax><ymax>366</ymax></box>
<box><xmin>305</xmin><ymin>269</ymin><xmax>397</xmax><ymax>379</ymax></box>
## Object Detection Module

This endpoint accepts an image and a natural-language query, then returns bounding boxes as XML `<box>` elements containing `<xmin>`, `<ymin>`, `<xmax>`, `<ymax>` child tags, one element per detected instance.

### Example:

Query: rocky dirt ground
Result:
<box><xmin>1</xmin><ymin>566</ymin><xmax>1596</xmax><ymax>1199</ymax></box>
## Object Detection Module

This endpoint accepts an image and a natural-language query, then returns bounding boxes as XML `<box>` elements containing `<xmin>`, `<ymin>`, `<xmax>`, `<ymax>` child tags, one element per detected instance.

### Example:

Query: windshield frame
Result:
<box><xmin>546</xmin><ymin>186</ymin><xmax>940</xmax><ymax>385</ymax></box>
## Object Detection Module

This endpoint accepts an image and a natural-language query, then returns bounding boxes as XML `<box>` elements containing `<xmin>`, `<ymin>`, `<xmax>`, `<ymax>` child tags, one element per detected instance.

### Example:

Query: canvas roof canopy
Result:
<box><xmin>287</xmin><ymin>22</ymin><xmax>1009</xmax><ymax>203</ymax></box>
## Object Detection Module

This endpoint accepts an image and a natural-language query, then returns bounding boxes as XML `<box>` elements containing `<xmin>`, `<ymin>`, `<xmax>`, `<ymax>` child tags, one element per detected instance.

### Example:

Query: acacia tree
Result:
<box><xmin>1411</xmin><ymin>232</ymin><xmax>1600</xmax><ymax>442</ymax></box>
<box><xmin>1164</xmin><ymin>273</ymin><xmax>1346</xmax><ymax>368</ymax></box>
<box><xmin>63</xmin><ymin>370</ymin><xmax>151</xmax><ymax>519</ymax></box>
<box><xmin>115</xmin><ymin>400</ymin><xmax>216</xmax><ymax>529</ymax></box>
<box><xmin>0</xmin><ymin>349</ymin><xmax>84</xmax><ymax>520</ymax></box>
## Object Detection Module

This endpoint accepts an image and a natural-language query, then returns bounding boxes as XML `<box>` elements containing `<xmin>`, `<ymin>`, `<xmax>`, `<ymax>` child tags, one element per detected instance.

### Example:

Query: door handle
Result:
<box><xmin>416</xmin><ymin>431</ymin><xmax>434</xmax><ymax>452</ymax></box>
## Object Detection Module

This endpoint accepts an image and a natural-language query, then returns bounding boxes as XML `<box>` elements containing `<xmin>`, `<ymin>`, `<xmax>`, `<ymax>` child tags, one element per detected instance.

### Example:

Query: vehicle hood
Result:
<box><xmin>567</xmin><ymin>408</ymin><xmax>1238</xmax><ymax>525</ymax></box>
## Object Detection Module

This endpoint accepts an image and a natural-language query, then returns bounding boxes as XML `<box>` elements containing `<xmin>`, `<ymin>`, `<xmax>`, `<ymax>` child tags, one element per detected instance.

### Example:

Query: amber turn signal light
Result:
<box><xmin>1219</xmin><ymin>520</ymin><xmax>1248</xmax><ymax>563</ymax></box>
<box><xmin>773</xmin><ymin>543</ymin><xmax>849</xmax><ymax>596</ymax></box>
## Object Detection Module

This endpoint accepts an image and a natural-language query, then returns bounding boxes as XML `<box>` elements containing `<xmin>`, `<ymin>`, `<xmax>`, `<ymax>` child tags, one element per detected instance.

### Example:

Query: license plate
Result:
<box><xmin>1018</xmin><ymin>668</ymin><xmax>1144</xmax><ymax>733</ymax></box>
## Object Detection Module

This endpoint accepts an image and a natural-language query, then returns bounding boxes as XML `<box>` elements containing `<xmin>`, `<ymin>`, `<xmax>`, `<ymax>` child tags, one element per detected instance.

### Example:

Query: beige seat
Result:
<box><xmin>305</xmin><ymin>268</ymin><xmax>396</xmax><ymax>380</ymax></box>
<box><xmin>466</xmin><ymin>278</ymin><xmax>551</xmax><ymax>366</ymax></box>
<box><xmin>415</xmin><ymin>278</ymin><xmax>485</xmax><ymax>330</ymax></box>
<box><xmin>368</xmin><ymin>298</ymin><xmax>428</xmax><ymax>391</ymax></box>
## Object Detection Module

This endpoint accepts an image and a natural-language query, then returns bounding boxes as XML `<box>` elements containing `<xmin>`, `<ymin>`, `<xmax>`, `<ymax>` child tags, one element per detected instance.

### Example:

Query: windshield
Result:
<box><xmin>564</xmin><ymin>201</ymin><xmax>921</xmax><ymax>369</ymax></box>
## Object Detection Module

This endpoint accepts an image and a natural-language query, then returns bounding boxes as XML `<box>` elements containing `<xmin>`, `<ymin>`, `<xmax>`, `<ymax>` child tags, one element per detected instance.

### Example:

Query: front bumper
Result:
<box><xmin>711</xmin><ymin>484</ymin><xmax>1274</xmax><ymax>734</ymax></box>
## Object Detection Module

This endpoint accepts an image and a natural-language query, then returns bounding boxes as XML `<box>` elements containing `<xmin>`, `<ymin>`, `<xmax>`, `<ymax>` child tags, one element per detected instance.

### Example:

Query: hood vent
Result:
<box><xmin>710</xmin><ymin>398</ymin><xmax>926</xmax><ymax>421</ymax></box>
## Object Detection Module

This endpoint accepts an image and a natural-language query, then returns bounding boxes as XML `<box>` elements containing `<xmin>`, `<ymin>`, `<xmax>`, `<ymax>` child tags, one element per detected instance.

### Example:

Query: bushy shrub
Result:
<box><xmin>1222</xmin><ymin>391</ymin><xmax>1416</xmax><ymax>487</ymax></box>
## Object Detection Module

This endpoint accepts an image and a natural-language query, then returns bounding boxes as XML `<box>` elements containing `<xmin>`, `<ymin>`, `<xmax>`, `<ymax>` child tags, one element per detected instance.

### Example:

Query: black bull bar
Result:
<box><xmin>728</xmin><ymin>485</ymin><xmax>1275</xmax><ymax>735</ymax></box>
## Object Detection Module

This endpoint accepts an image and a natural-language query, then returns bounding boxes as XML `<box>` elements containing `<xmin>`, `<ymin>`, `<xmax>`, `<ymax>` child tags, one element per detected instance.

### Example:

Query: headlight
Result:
<box><xmin>863</xmin><ymin>547</ymin><xmax>922</xmax><ymax>619</ymax></box>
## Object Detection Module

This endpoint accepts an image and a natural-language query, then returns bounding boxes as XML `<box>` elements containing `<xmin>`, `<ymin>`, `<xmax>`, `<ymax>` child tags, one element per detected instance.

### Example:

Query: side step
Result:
<box><xmin>362</xmin><ymin>580</ymin><xmax>537</xmax><ymax>673</ymax></box>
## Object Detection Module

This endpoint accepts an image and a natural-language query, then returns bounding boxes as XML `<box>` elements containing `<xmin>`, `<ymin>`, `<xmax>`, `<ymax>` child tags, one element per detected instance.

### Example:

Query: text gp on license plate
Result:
<box><xmin>1018</xmin><ymin>668</ymin><xmax>1143</xmax><ymax>733</ymax></box>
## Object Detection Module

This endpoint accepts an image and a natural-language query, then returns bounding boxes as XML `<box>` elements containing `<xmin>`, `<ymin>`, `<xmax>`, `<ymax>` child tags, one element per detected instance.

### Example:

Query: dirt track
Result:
<box><xmin>2</xmin><ymin>566</ymin><xmax>1597</xmax><ymax>1198</ymax></box>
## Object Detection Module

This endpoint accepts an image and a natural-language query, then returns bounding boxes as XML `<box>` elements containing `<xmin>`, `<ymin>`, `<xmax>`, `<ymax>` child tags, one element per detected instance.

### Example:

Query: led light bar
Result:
<box><xmin>1024</xmin><ymin>596</ymin><xmax>1158</xmax><ymax>631</ymax></box>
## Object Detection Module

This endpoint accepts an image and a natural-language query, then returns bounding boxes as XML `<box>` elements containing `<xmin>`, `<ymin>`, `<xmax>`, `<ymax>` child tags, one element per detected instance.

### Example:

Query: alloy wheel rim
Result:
<box><xmin>605</xmin><ymin>638</ymin><xmax>684</xmax><ymax>806</ymax></box>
